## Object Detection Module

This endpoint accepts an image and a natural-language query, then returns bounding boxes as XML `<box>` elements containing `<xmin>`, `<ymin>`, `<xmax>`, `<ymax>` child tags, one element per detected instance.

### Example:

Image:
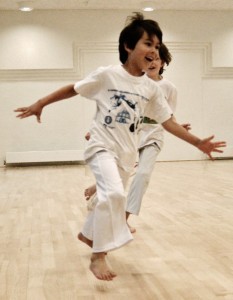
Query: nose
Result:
<box><xmin>150</xmin><ymin>47</ymin><xmax>159</xmax><ymax>60</ymax></box>
<box><xmin>154</xmin><ymin>50</ymin><xmax>159</xmax><ymax>59</ymax></box>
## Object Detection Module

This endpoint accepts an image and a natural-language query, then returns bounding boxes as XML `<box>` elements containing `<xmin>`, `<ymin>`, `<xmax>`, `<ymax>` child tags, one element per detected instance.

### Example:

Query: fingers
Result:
<box><xmin>210</xmin><ymin>142</ymin><xmax>226</xmax><ymax>153</ymax></box>
<box><xmin>199</xmin><ymin>136</ymin><xmax>227</xmax><ymax>161</ymax></box>
<box><xmin>202</xmin><ymin>137</ymin><xmax>226</xmax><ymax>149</ymax></box>
<box><xmin>36</xmin><ymin>115</ymin><xmax>41</xmax><ymax>123</ymax></box>
<box><xmin>16</xmin><ymin>110</ymin><xmax>32</xmax><ymax>119</ymax></box>
<box><xmin>212</xmin><ymin>143</ymin><xmax>226</xmax><ymax>151</ymax></box>
<box><xmin>14</xmin><ymin>106</ymin><xmax>42</xmax><ymax>123</ymax></box>
<box><xmin>207</xmin><ymin>153</ymin><xmax>214</xmax><ymax>161</ymax></box>
<box><xmin>211</xmin><ymin>149</ymin><xmax>224</xmax><ymax>153</ymax></box>
<box><xmin>14</xmin><ymin>107</ymin><xmax>28</xmax><ymax>112</ymax></box>
<box><xmin>182</xmin><ymin>123</ymin><xmax>191</xmax><ymax>130</ymax></box>
<box><xmin>214</xmin><ymin>142</ymin><xmax>227</xmax><ymax>147</ymax></box>
<box><xmin>14</xmin><ymin>107</ymin><xmax>30</xmax><ymax>118</ymax></box>
<box><xmin>14</xmin><ymin>109</ymin><xmax>26</xmax><ymax>118</ymax></box>
<box><xmin>203</xmin><ymin>135</ymin><xmax>215</xmax><ymax>143</ymax></box>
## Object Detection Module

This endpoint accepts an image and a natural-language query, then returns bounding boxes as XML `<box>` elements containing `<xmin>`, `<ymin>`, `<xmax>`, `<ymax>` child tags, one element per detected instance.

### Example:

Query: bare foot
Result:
<box><xmin>90</xmin><ymin>253</ymin><xmax>117</xmax><ymax>281</ymax></box>
<box><xmin>77</xmin><ymin>232</ymin><xmax>93</xmax><ymax>248</ymax></box>
<box><xmin>127</xmin><ymin>223</ymin><xmax>136</xmax><ymax>234</ymax></box>
<box><xmin>84</xmin><ymin>184</ymin><xmax>97</xmax><ymax>200</ymax></box>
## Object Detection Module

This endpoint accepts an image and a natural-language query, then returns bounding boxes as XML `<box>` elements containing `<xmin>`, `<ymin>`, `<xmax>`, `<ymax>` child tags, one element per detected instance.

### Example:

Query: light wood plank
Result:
<box><xmin>0</xmin><ymin>161</ymin><xmax>233</xmax><ymax>299</ymax></box>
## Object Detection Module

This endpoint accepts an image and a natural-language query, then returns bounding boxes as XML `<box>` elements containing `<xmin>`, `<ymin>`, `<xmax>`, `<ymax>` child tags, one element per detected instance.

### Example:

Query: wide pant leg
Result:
<box><xmin>126</xmin><ymin>144</ymin><xmax>160</xmax><ymax>215</ymax></box>
<box><xmin>81</xmin><ymin>151</ymin><xmax>133</xmax><ymax>253</ymax></box>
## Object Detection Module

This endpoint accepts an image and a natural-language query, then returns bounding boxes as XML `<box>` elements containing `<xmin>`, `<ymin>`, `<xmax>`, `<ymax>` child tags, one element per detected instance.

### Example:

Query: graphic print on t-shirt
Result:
<box><xmin>104</xmin><ymin>89</ymin><xmax>148</xmax><ymax>133</ymax></box>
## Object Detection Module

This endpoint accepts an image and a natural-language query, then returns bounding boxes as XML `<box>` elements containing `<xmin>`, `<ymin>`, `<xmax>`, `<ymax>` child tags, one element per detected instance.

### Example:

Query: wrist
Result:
<box><xmin>194</xmin><ymin>138</ymin><xmax>202</xmax><ymax>148</ymax></box>
<box><xmin>37</xmin><ymin>99</ymin><xmax>46</xmax><ymax>108</ymax></box>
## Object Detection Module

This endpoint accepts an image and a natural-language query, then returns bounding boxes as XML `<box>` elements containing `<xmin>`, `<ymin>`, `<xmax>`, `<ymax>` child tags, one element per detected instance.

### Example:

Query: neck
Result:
<box><xmin>150</xmin><ymin>74</ymin><xmax>163</xmax><ymax>81</ymax></box>
<box><xmin>122</xmin><ymin>63</ymin><xmax>144</xmax><ymax>77</ymax></box>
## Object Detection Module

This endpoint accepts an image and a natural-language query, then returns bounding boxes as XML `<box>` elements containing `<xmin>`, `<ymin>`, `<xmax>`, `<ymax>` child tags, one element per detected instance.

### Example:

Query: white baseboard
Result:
<box><xmin>5</xmin><ymin>150</ymin><xmax>84</xmax><ymax>165</ymax></box>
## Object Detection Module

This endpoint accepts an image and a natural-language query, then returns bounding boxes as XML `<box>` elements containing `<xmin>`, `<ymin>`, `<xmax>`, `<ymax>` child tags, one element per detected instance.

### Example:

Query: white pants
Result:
<box><xmin>126</xmin><ymin>144</ymin><xmax>161</xmax><ymax>215</ymax></box>
<box><xmin>81</xmin><ymin>151</ymin><xmax>133</xmax><ymax>253</ymax></box>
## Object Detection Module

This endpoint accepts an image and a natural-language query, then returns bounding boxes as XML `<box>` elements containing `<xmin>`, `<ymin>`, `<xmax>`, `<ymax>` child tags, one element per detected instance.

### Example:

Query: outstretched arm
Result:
<box><xmin>14</xmin><ymin>84</ymin><xmax>77</xmax><ymax>123</ymax></box>
<box><xmin>162</xmin><ymin>117</ymin><xmax>226</xmax><ymax>160</ymax></box>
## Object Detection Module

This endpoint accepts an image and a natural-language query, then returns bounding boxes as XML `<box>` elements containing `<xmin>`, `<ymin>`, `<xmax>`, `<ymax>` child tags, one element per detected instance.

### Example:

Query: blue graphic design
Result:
<box><xmin>103</xmin><ymin>89</ymin><xmax>148</xmax><ymax>133</ymax></box>
<box><xmin>105</xmin><ymin>116</ymin><xmax>112</xmax><ymax>124</ymax></box>
<box><xmin>110</xmin><ymin>94</ymin><xmax>136</xmax><ymax>110</ymax></box>
<box><xmin>116</xmin><ymin>110</ymin><xmax>130</xmax><ymax>124</ymax></box>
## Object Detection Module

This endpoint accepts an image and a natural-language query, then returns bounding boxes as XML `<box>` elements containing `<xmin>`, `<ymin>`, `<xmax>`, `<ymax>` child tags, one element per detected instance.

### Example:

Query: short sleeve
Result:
<box><xmin>74</xmin><ymin>66</ymin><xmax>105</xmax><ymax>100</ymax></box>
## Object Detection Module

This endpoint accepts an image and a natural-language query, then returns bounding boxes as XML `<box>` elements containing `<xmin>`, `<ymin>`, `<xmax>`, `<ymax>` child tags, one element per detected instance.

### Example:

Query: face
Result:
<box><xmin>124</xmin><ymin>31</ymin><xmax>160</xmax><ymax>76</ymax></box>
<box><xmin>146</xmin><ymin>55</ymin><xmax>164</xmax><ymax>80</ymax></box>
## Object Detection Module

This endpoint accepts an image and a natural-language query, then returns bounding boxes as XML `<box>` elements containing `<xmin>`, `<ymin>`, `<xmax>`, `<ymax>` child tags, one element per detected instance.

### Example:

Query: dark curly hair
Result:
<box><xmin>159</xmin><ymin>43</ymin><xmax>172</xmax><ymax>75</ymax></box>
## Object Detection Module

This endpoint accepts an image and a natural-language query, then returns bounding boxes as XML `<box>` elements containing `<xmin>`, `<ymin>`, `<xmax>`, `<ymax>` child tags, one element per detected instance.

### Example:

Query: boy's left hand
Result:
<box><xmin>197</xmin><ymin>135</ymin><xmax>226</xmax><ymax>160</ymax></box>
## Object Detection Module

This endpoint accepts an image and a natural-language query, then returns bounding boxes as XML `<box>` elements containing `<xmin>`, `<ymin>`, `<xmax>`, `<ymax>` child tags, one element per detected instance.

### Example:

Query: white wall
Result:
<box><xmin>0</xmin><ymin>10</ymin><xmax>232</xmax><ymax>166</ymax></box>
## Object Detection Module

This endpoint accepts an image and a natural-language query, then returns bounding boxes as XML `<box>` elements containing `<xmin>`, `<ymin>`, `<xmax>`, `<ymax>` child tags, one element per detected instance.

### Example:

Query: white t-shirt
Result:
<box><xmin>74</xmin><ymin>65</ymin><xmax>172</xmax><ymax>172</ymax></box>
<box><xmin>138</xmin><ymin>77</ymin><xmax>177</xmax><ymax>150</ymax></box>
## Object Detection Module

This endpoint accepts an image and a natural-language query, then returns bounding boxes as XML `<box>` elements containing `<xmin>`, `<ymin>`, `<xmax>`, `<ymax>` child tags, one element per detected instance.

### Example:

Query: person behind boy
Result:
<box><xmin>126</xmin><ymin>43</ymin><xmax>191</xmax><ymax>232</ymax></box>
<box><xmin>14</xmin><ymin>13</ymin><xmax>226</xmax><ymax>281</ymax></box>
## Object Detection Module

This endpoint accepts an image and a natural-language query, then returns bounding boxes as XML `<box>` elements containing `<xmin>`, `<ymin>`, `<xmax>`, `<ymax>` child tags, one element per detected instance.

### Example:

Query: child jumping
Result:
<box><xmin>14</xmin><ymin>13</ymin><xmax>226</xmax><ymax>281</ymax></box>
<box><xmin>84</xmin><ymin>43</ymin><xmax>189</xmax><ymax>232</ymax></box>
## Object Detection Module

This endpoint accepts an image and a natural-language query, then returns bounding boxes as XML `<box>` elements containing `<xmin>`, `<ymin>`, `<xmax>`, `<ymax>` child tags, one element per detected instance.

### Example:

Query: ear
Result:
<box><xmin>124</xmin><ymin>43</ymin><xmax>132</xmax><ymax>54</ymax></box>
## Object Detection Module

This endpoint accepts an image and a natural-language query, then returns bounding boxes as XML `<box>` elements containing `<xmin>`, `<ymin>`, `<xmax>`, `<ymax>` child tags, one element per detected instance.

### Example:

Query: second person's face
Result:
<box><xmin>146</xmin><ymin>56</ymin><xmax>164</xmax><ymax>80</ymax></box>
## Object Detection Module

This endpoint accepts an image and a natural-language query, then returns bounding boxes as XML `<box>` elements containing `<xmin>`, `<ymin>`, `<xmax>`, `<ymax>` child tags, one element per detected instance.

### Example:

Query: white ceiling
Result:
<box><xmin>1</xmin><ymin>0</ymin><xmax>233</xmax><ymax>11</ymax></box>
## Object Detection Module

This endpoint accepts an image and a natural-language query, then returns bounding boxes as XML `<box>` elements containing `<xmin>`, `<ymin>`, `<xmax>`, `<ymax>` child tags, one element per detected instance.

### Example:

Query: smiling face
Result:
<box><xmin>123</xmin><ymin>31</ymin><xmax>160</xmax><ymax>76</ymax></box>
<box><xmin>146</xmin><ymin>55</ymin><xmax>164</xmax><ymax>81</ymax></box>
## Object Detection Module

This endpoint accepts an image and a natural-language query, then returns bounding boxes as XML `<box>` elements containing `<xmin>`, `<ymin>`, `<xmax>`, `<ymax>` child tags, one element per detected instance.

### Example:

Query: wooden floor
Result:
<box><xmin>0</xmin><ymin>160</ymin><xmax>233</xmax><ymax>300</ymax></box>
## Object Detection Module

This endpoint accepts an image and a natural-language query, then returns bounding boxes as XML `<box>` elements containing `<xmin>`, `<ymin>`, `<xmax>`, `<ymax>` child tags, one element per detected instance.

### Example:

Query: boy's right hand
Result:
<box><xmin>14</xmin><ymin>100</ymin><xmax>43</xmax><ymax>123</ymax></box>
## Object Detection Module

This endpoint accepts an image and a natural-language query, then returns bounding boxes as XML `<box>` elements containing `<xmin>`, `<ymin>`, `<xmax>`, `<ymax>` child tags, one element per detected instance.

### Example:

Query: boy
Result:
<box><xmin>14</xmin><ymin>13</ymin><xmax>226</xmax><ymax>281</ymax></box>
<box><xmin>84</xmin><ymin>43</ymin><xmax>191</xmax><ymax>232</ymax></box>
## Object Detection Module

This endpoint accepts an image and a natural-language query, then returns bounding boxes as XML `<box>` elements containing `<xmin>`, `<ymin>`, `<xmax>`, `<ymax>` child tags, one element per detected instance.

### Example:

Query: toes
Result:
<box><xmin>89</xmin><ymin>258</ymin><xmax>116</xmax><ymax>281</ymax></box>
<box><xmin>110</xmin><ymin>271</ymin><xmax>117</xmax><ymax>278</ymax></box>
<box><xmin>102</xmin><ymin>271</ymin><xmax>114</xmax><ymax>281</ymax></box>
